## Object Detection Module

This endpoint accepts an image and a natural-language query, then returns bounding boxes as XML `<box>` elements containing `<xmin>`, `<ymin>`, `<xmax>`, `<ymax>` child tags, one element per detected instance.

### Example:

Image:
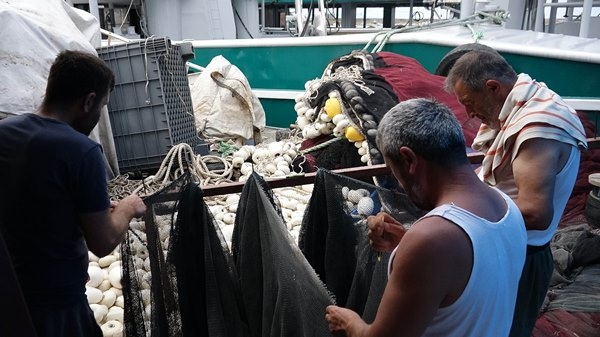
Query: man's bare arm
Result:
<box><xmin>326</xmin><ymin>217</ymin><xmax>472</xmax><ymax>337</ymax></box>
<box><xmin>80</xmin><ymin>194</ymin><xmax>146</xmax><ymax>257</ymax></box>
<box><xmin>512</xmin><ymin>138</ymin><xmax>571</xmax><ymax>231</ymax></box>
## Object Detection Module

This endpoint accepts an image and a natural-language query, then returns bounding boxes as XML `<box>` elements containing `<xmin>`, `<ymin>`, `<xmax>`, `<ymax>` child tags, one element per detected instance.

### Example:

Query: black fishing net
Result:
<box><xmin>121</xmin><ymin>177</ymin><xmax>185</xmax><ymax>337</ymax></box>
<box><xmin>231</xmin><ymin>172</ymin><xmax>334</xmax><ymax>337</ymax></box>
<box><xmin>169</xmin><ymin>180</ymin><xmax>249</xmax><ymax>336</ymax></box>
<box><xmin>122</xmin><ymin>171</ymin><xmax>340</xmax><ymax>337</ymax></box>
<box><xmin>121</xmin><ymin>174</ymin><xmax>249</xmax><ymax>336</ymax></box>
<box><xmin>298</xmin><ymin>169</ymin><xmax>424</xmax><ymax>322</ymax></box>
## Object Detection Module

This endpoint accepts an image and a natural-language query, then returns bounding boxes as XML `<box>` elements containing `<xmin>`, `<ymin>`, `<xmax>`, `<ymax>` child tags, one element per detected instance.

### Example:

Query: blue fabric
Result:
<box><xmin>28</xmin><ymin>296</ymin><xmax>103</xmax><ymax>337</ymax></box>
<box><xmin>0</xmin><ymin>114</ymin><xmax>109</xmax><ymax>304</ymax></box>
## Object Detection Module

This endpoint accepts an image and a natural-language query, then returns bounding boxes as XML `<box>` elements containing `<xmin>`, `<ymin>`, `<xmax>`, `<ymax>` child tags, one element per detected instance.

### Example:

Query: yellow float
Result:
<box><xmin>324</xmin><ymin>97</ymin><xmax>341</xmax><ymax>119</ymax></box>
<box><xmin>345</xmin><ymin>126</ymin><xmax>365</xmax><ymax>142</ymax></box>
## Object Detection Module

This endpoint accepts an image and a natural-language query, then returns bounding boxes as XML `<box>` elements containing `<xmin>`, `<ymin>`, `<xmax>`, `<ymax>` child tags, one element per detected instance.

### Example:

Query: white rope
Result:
<box><xmin>300</xmin><ymin>137</ymin><xmax>344</xmax><ymax>154</ymax></box>
<box><xmin>130</xmin><ymin>143</ymin><xmax>235</xmax><ymax>195</ymax></box>
<box><xmin>274</xmin><ymin>186</ymin><xmax>312</xmax><ymax>204</ymax></box>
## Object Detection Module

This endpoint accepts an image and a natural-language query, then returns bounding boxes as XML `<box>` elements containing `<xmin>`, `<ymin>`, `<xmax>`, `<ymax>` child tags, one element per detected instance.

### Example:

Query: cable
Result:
<box><xmin>299</xmin><ymin>0</ymin><xmax>315</xmax><ymax>37</ymax></box>
<box><xmin>118</xmin><ymin>0</ymin><xmax>136</xmax><ymax>34</ymax></box>
<box><xmin>325</xmin><ymin>0</ymin><xmax>340</xmax><ymax>34</ymax></box>
<box><xmin>233</xmin><ymin>4</ymin><xmax>254</xmax><ymax>39</ymax></box>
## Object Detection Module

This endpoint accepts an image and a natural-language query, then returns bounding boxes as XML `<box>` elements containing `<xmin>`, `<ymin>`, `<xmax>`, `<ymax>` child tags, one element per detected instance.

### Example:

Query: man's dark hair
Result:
<box><xmin>42</xmin><ymin>50</ymin><xmax>115</xmax><ymax>108</ymax></box>
<box><xmin>444</xmin><ymin>50</ymin><xmax>518</xmax><ymax>93</ymax></box>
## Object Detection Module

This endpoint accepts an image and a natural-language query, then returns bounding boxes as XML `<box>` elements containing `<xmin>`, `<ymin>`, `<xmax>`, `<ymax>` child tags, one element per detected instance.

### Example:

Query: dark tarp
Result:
<box><xmin>534</xmin><ymin>224</ymin><xmax>600</xmax><ymax>337</ymax></box>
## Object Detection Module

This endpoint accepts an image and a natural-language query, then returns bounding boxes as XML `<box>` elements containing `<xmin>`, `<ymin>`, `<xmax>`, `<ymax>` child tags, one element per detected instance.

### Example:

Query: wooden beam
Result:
<box><xmin>588</xmin><ymin>137</ymin><xmax>600</xmax><ymax>149</ymax></box>
<box><xmin>199</xmin><ymin>151</ymin><xmax>487</xmax><ymax>197</ymax></box>
<box><xmin>148</xmin><ymin>137</ymin><xmax>599</xmax><ymax>201</ymax></box>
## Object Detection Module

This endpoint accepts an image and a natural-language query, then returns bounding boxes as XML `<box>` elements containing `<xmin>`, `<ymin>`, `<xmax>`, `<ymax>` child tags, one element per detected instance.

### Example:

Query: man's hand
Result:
<box><xmin>367</xmin><ymin>212</ymin><xmax>407</xmax><ymax>253</ymax></box>
<box><xmin>116</xmin><ymin>194</ymin><xmax>146</xmax><ymax>219</ymax></box>
<box><xmin>81</xmin><ymin>194</ymin><xmax>147</xmax><ymax>257</ymax></box>
<box><xmin>325</xmin><ymin>305</ymin><xmax>367</xmax><ymax>337</ymax></box>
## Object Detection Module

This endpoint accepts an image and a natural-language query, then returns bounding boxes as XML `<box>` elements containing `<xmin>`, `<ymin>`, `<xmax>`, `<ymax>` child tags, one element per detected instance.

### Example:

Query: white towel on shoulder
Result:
<box><xmin>472</xmin><ymin>73</ymin><xmax>587</xmax><ymax>185</ymax></box>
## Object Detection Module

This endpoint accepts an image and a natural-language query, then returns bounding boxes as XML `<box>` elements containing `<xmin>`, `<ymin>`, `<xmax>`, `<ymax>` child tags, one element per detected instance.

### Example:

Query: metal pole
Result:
<box><xmin>505</xmin><ymin>0</ymin><xmax>527</xmax><ymax>29</ymax></box>
<box><xmin>534</xmin><ymin>0</ymin><xmax>545</xmax><ymax>32</ymax></box>
<box><xmin>548</xmin><ymin>0</ymin><xmax>558</xmax><ymax>33</ymax></box>
<box><xmin>88</xmin><ymin>0</ymin><xmax>100</xmax><ymax>21</ymax></box>
<box><xmin>408</xmin><ymin>0</ymin><xmax>414</xmax><ymax>26</ymax></box>
<box><xmin>460</xmin><ymin>0</ymin><xmax>475</xmax><ymax>19</ymax></box>
<box><xmin>295</xmin><ymin>0</ymin><xmax>304</xmax><ymax>35</ymax></box>
<box><xmin>580</xmin><ymin>0</ymin><xmax>593</xmax><ymax>37</ymax></box>
<box><xmin>261</xmin><ymin>0</ymin><xmax>265</xmax><ymax>32</ymax></box>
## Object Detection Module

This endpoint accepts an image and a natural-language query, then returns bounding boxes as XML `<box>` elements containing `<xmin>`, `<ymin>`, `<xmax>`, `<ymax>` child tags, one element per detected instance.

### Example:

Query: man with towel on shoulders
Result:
<box><xmin>444</xmin><ymin>50</ymin><xmax>588</xmax><ymax>337</ymax></box>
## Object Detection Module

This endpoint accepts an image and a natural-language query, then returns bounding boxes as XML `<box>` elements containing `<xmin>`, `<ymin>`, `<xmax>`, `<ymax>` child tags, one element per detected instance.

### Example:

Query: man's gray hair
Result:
<box><xmin>377</xmin><ymin>98</ymin><xmax>467</xmax><ymax>166</ymax></box>
<box><xmin>443</xmin><ymin>50</ymin><xmax>518</xmax><ymax>93</ymax></box>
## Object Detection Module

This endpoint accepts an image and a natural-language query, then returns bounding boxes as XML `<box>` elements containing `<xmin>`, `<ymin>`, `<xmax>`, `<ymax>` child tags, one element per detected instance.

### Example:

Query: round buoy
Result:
<box><xmin>324</xmin><ymin>97</ymin><xmax>342</xmax><ymax>119</ymax></box>
<box><xmin>345</xmin><ymin>126</ymin><xmax>365</xmax><ymax>142</ymax></box>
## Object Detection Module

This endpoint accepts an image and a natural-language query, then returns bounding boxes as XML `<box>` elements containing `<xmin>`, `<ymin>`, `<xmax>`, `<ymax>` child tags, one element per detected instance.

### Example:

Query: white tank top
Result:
<box><xmin>492</xmin><ymin>146</ymin><xmax>580</xmax><ymax>246</ymax></box>
<box><xmin>388</xmin><ymin>190</ymin><xmax>527</xmax><ymax>337</ymax></box>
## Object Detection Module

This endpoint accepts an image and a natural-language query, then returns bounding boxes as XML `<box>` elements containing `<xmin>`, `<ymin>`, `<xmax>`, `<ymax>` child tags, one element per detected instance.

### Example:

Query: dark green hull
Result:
<box><xmin>189</xmin><ymin>27</ymin><xmax>600</xmax><ymax>128</ymax></box>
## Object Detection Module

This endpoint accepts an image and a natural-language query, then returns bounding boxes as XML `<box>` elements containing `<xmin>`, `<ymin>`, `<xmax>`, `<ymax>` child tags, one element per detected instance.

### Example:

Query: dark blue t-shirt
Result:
<box><xmin>0</xmin><ymin>114</ymin><xmax>109</xmax><ymax>303</ymax></box>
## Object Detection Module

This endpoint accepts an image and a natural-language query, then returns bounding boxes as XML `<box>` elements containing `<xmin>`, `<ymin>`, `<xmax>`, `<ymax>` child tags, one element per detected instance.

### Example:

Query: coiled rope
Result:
<box><xmin>109</xmin><ymin>143</ymin><xmax>235</xmax><ymax>200</ymax></box>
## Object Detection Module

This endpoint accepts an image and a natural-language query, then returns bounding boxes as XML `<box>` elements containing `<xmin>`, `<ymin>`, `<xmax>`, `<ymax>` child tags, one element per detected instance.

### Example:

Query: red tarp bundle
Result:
<box><xmin>533</xmin><ymin>311</ymin><xmax>600</xmax><ymax>337</ymax></box>
<box><xmin>374</xmin><ymin>52</ymin><xmax>477</xmax><ymax>145</ymax></box>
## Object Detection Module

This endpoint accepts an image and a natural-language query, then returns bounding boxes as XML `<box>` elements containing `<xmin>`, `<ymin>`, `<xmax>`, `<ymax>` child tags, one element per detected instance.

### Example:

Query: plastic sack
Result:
<box><xmin>189</xmin><ymin>55</ymin><xmax>266</xmax><ymax>145</ymax></box>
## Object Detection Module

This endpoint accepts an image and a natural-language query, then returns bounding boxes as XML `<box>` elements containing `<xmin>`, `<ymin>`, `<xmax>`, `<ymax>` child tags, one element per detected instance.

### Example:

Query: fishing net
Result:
<box><xmin>122</xmin><ymin>171</ymin><xmax>338</xmax><ymax>337</ymax></box>
<box><xmin>296</xmin><ymin>50</ymin><xmax>399</xmax><ymax>173</ymax></box>
<box><xmin>231</xmin><ymin>172</ymin><xmax>334</xmax><ymax>337</ymax></box>
<box><xmin>121</xmin><ymin>177</ymin><xmax>184</xmax><ymax>337</ymax></box>
<box><xmin>298</xmin><ymin>169</ymin><xmax>424</xmax><ymax>322</ymax></box>
<box><xmin>532</xmin><ymin>224</ymin><xmax>600</xmax><ymax>337</ymax></box>
<box><xmin>121</xmin><ymin>174</ymin><xmax>248</xmax><ymax>336</ymax></box>
<box><xmin>294</xmin><ymin>49</ymin><xmax>477</xmax><ymax>175</ymax></box>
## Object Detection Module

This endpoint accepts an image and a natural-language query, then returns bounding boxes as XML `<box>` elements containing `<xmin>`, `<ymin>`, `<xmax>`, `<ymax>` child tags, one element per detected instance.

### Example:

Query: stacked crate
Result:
<box><xmin>98</xmin><ymin>37</ymin><xmax>199</xmax><ymax>173</ymax></box>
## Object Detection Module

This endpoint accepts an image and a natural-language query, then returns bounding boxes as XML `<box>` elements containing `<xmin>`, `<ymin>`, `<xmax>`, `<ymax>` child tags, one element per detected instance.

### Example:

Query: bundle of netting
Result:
<box><xmin>298</xmin><ymin>169</ymin><xmax>424</xmax><ymax>322</ymax></box>
<box><xmin>120</xmin><ymin>174</ymin><xmax>249</xmax><ymax>336</ymax></box>
<box><xmin>293</xmin><ymin>50</ymin><xmax>399</xmax><ymax>171</ymax></box>
<box><xmin>230</xmin><ymin>172</ymin><xmax>334</xmax><ymax>337</ymax></box>
<box><xmin>293</xmin><ymin>49</ymin><xmax>477</xmax><ymax>173</ymax></box>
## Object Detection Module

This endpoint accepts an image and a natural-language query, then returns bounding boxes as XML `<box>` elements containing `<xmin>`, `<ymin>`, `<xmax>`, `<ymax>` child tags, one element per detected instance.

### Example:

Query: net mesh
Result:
<box><xmin>231</xmin><ymin>172</ymin><xmax>334</xmax><ymax>337</ymax></box>
<box><xmin>121</xmin><ymin>176</ymin><xmax>185</xmax><ymax>336</ymax></box>
<box><xmin>298</xmin><ymin>169</ymin><xmax>424</xmax><ymax>322</ymax></box>
<box><xmin>121</xmin><ymin>174</ymin><xmax>249</xmax><ymax>336</ymax></box>
<box><xmin>121</xmin><ymin>172</ymin><xmax>343</xmax><ymax>336</ymax></box>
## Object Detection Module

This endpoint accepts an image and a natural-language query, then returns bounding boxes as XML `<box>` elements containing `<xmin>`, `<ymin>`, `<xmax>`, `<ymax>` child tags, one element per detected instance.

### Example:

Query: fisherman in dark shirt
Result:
<box><xmin>0</xmin><ymin>50</ymin><xmax>146</xmax><ymax>337</ymax></box>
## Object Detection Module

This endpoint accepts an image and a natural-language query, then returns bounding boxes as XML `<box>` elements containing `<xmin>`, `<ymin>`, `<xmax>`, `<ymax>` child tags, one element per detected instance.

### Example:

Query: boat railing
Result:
<box><xmin>536</xmin><ymin>0</ymin><xmax>600</xmax><ymax>38</ymax></box>
<box><xmin>363</xmin><ymin>10</ymin><xmax>509</xmax><ymax>53</ymax></box>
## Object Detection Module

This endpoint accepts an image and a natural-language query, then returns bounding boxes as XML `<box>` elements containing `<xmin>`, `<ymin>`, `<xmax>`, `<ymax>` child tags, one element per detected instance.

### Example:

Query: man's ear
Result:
<box><xmin>398</xmin><ymin>146</ymin><xmax>418</xmax><ymax>175</ymax></box>
<box><xmin>484</xmin><ymin>79</ymin><xmax>501</xmax><ymax>95</ymax></box>
<box><xmin>83</xmin><ymin>92</ymin><xmax>97</xmax><ymax>113</ymax></box>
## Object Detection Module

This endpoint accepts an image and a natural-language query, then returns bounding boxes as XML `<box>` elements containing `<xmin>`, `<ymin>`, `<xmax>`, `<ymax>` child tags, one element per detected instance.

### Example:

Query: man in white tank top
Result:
<box><xmin>444</xmin><ymin>49</ymin><xmax>587</xmax><ymax>337</ymax></box>
<box><xmin>325</xmin><ymin>98</ymin><xmax>527</xmax><ymax>336</ymax></box>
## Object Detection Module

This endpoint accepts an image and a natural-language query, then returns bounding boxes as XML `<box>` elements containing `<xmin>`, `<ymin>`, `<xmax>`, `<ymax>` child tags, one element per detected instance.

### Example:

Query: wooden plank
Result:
<box><xmin>147</xmin><ymin>137</ymin><xmax>599</xmax><ymax>202</ymax></box>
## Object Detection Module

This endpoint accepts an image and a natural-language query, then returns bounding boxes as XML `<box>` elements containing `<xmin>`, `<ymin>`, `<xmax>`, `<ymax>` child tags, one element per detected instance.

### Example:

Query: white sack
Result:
<box><xmin>0</xmin><ymin>0</ymin><xmax>119</xmax><ymax>177</ymax></box>
<box><xmin>189</xmin><ymin>55</ymin><xmax>266</xmax><ymax>145</ymax></box>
